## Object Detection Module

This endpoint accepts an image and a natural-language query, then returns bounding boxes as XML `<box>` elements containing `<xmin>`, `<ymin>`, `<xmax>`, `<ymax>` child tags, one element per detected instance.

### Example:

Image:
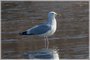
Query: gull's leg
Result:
<box><xmin>46</xmin><ymin>36</ymin><xmax>49</xmax><ymax>49</ymax></box>
<box><xmin>44</xmin><ymin>36</ymin><xmax>46</xmax><ymax>48</ymax></box>
<box><xmin>44</xmin><ymin>36</ymin><xmax>49</xmax><ymax>49</ymax></box>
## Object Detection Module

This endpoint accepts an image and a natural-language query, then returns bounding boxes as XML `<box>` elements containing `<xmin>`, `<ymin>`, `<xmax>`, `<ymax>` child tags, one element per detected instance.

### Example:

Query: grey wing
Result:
<box><xmin>27</xmin><ymin>24</ymin><xmax>51</xmax><ymax>35</ymax></box>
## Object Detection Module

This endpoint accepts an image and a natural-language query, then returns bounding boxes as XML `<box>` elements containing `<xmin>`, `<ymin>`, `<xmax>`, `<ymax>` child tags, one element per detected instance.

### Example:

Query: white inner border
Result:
<box><xmin>0</xmin><ymin>0</ymin><xmax>89</xmax><ymax>60</ymax></box>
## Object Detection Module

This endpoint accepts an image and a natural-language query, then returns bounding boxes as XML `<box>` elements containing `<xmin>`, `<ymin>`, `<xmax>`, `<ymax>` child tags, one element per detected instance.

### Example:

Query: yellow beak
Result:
<box><xmin>58</xmin><ymin>14</ymin><xmax>62</xmax><ymax>16</ymax></box>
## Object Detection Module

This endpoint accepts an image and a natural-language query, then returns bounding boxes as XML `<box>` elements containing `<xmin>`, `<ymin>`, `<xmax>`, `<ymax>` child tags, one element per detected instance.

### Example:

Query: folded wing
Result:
<box><xmin>27</xmin><ymin>24</ymin><xmax>51</xmax><ymax>35</ymax></box>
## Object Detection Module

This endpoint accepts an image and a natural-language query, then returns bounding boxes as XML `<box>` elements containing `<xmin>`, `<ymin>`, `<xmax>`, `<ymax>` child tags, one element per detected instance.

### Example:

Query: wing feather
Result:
<box><xmin>27</xmin><ymin>24</ymin><xmax>51</xmax><ymax>35</ymax></box>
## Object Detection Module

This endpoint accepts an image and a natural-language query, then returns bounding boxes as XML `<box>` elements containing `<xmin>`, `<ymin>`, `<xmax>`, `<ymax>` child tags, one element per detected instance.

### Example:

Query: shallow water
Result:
<box><xmin>1</xmin><ymin>1</ymin><xmax>89</xmax><ymax>59</ymax></box>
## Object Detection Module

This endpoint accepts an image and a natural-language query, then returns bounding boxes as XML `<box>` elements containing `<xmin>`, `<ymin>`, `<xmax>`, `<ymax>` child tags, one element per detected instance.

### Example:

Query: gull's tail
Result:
<box><xmin>19</xmin><ymin>31</ymin><xmax>34</xmax><ymax>35</ymax></box>
<box><xmin>19</xmin><ymin>31</ymin><xmax>27</xmax><ymax>35</ymax></box>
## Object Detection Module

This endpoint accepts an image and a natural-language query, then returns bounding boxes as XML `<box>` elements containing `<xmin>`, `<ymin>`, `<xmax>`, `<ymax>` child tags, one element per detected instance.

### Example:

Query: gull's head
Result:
<box><xmin>48</xmin><ymin>11</ymin><xmax>57</xmax><ymax>18</ymax></box>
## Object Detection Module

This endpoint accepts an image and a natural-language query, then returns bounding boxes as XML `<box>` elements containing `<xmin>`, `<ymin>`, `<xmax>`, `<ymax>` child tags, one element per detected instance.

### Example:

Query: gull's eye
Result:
<box><xmin>51</xmin><ymin>13</ymin><xmax>54</xmax><ymax>14</ymax></box>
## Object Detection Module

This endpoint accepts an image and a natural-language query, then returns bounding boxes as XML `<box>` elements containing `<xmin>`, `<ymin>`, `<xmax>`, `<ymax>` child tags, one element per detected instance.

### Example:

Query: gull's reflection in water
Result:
<box><xmin>23</xmin><ymin>49</ymin><xmax>59</xmax><ymax>60</ymax></box>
